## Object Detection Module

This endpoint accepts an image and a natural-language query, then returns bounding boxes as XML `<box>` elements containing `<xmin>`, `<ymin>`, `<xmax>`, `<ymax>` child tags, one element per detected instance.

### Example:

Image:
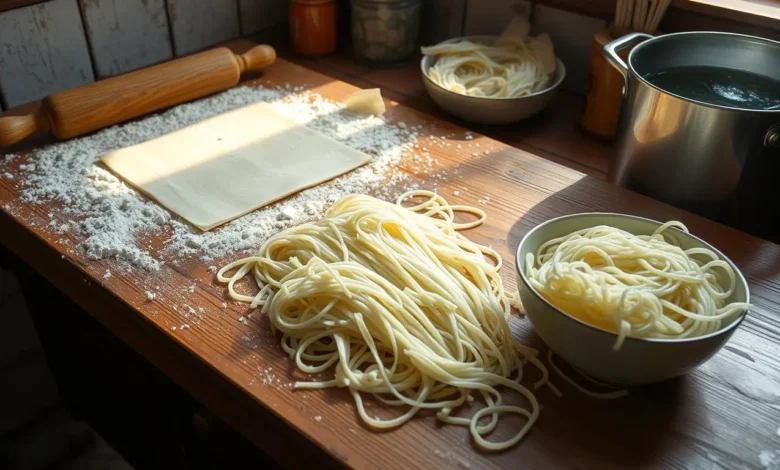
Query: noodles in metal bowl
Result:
<box><xmin>515</xmin><ymin>212</ymin><xmax>750</xmax><ymax>386</ymax></box>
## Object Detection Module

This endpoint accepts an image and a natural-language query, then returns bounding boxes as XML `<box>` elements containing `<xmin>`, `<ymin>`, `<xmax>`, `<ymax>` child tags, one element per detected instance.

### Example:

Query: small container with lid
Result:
<box><xmin>290</xmin><ymin>0</ymin><xmax>337</xmax><ymax>56</ymax></box>
<box><xmin>351</xmin><ymin>0</ymin><xmax>421</xmax><ymax>65</ymax></box>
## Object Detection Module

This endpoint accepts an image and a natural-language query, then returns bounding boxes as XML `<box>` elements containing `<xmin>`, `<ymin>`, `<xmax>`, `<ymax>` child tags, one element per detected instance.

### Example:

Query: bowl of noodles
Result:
<box><xmin>515</xmin><ymin>212</ymin><xmax>751</xmax><ymax>386</ymax></box>
<box><xmin>420</xmin><ymin>20</ymin><xmax>566</xmax><ymax>125</ymax></box>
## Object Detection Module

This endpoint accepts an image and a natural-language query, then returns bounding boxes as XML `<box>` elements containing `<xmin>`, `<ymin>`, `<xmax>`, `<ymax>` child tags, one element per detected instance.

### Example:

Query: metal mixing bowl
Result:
<box><xmin>421</xmin><ymin>35</ymin><xmax>566</xmax><ymax>125</ymax></box>
<box><xmin>515</xmin><ymin>212</ymin><xmax>750</xmax><ymax>386</ymax></box>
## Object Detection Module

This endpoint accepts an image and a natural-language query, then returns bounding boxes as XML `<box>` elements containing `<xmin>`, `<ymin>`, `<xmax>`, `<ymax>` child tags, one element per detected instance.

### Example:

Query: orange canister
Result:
<box><xmin>580</xmin><ymin>28</ymin><xmax>635</xmax><ymax>140</ymax></box>
<box><xmin>290</xmin><ymin>0</ymin><xmax>337</xmax><ymax>56</ymax></box>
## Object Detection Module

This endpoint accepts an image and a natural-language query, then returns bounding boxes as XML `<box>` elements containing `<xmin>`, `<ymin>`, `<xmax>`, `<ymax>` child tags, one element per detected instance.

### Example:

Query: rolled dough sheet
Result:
<box><xmin>101</xmin><ymin>102</ymin><xmax>370</xmax><ymax>231</ymax></box>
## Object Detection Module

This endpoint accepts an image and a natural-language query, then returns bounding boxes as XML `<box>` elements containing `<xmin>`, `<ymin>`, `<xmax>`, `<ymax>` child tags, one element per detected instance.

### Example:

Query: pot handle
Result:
<box><xmin>602</xmin><ymin>32</ymin><xmax>653</xmax><ymax>80</ymax></box>
<box><xmin>765</xmin><ymin>123</ymin><xmax>780</xmax><ymax>149</ymax></box>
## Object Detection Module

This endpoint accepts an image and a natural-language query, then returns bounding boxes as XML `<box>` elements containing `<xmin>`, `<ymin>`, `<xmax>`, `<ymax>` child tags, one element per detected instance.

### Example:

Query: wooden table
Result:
<box><xmin>2</xmin><ymin>44</ymin><xmax>780</xmax><ymax>470</ymax></box>
<box><xmin>284</xmin><ymin>48</ymin><xmax>614</xmax><ymax>180</ymax></box>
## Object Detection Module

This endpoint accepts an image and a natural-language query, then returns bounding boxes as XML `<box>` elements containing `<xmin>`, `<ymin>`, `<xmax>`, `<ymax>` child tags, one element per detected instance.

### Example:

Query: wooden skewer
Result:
<box><xmin>632</xmin><ymin>0</ymin><xmax>641</xmax><ymax>31</ymax></box>
<box><xmin>623</xmin><ymin>0</ymin><xmax>635</xmax><ymax>30</ymax></box>
<box><xmin>650</xmin><ymin>0</ymin><xmax>671</xmax><ymax>33</ymax></box>
<box><xmin>618</xmin><ymin>0</ymin><xmax>628</xmax><ymax>29</ymax></box>
<box><xmin>645</xmin><ymin>0</ymin><xmax>658</xmax><ymax>32</ymax></box>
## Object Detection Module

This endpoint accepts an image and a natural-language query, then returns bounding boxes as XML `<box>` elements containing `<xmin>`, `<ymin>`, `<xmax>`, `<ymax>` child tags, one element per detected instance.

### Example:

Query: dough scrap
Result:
<box><xmin>345</xmin><ymin>88</ymin><xmax>386</xmax><ymax>116</ymax></box>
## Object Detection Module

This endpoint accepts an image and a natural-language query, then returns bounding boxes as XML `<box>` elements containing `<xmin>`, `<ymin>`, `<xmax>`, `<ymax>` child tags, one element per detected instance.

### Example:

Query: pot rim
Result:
<box><xmin>626</xmin><ymin>31</ymin><xmax>780</xmax><ymax>114</ymax></box>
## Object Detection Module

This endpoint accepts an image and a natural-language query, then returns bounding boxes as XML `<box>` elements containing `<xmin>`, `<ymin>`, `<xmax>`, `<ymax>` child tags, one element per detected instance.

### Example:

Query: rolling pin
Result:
<box><xmin>0</xmin><ymin>44</ymin><xmax>276</xmax><ymax>147</ymax></box>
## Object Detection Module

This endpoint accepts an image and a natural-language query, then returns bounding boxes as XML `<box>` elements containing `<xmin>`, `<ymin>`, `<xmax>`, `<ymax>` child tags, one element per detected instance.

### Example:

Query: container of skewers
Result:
<box><xmin>580</xmin><ymin>0</ymin><xmax>671</xmax><ymax>139</ymax></box>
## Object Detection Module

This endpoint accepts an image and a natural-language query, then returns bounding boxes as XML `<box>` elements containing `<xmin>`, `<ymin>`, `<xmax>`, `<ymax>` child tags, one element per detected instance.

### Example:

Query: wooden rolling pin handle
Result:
<box><xmin>0</xmin><ymin>44</ymin><xmax>277</xmax><ymax>148</ymax></box>
<box><xmin>0</xmin><ymin>109</ymin><xmax>50</xmax><ymax>147</ymax></box>
<box><xmin>236</xmin><ymin>45</ymin><xmax>277</xmax><ymax>73</ymax></box>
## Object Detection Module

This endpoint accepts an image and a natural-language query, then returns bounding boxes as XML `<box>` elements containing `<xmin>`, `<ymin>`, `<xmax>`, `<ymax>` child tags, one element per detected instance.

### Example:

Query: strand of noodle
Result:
<box><xmin>219</xmin><ymin>193</ymin><xmax>556</xmax><ymax>450</ymax></box>
<box><xmin>526</xmin><ymin>223</ymin><xmax>750</xmax><ymax>350</ymax></box>
<box><xmin>422</xmin><ymin>33</ymin><xmax>555</xmax><ymax>99</ymax></box>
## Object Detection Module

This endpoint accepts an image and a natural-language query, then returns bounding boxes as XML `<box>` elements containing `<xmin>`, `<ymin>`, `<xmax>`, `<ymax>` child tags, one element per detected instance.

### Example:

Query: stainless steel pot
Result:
<box><xmin>604</xmin><ymin>32</ymin><xmax>780</xmax><ymax>240</ymax></box>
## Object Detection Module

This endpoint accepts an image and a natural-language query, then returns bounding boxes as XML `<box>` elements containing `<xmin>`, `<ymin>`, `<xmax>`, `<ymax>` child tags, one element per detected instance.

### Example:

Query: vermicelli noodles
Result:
<box><xmin>219</xmin><ymin>191</ymin><xmax>559</xmax><ymax>450</ymax></box>
<box><xmin>525</xmin><ymin>222</ymin><xmax>751</xmax><ymax>350</ymax></box>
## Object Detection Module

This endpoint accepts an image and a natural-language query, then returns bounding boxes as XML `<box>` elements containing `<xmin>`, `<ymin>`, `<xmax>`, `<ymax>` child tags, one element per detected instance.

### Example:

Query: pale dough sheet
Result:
<box><xmin>101</xmin><ymin>102</ymin><xmax>370</xmax><ymax>230</ymax></box>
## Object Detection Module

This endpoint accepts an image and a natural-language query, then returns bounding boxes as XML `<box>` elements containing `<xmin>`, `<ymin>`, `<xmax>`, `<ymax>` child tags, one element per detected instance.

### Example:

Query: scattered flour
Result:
<box><xmin>433</xmin><ymin>449</ymin><xmax>471</xmax><ymax>469</ymax></box>
<box><xmin>760</xmin><ymin>450</ymin><xmax>778</xmax><ymax>469</ymax></box>
<box><xmin>314</xmin><ymin>415</ymin><xmax>322</xmax><ymax>422</ymax></box>
<box><xmin>4</xmin><ymin>85</ymin><xmax>428</xmax><ymax>271</ymax></box>
<box><xmin>257</xmin><ymin>366</ymin><xmax>287</xmax><ymax>387</ymax></box>
<box><xmin>145</xmin><ymin>291</ymin><xmax>156</xmax><ymax>301</ymax></box>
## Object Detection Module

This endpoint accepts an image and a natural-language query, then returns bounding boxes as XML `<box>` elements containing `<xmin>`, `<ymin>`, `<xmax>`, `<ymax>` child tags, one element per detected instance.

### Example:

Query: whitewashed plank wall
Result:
<box><xmin>421</xmin><ymin>0</ymin><xmax>467</xmax><ymax>45</ymax></box>
<box><xmin>239</xmin><ymin>0</ymin><xmax>287</xmax><ymax>36</ymax></box>
<box><xmin>80</xmin><ymin>0</ymin><xmax>174</xmax><ymax>79</ymax></box>
<box><xmin>532</xmin><ymin>5</ymin><xmax>607</xmax><ymax>93</ymax></box>
<box><xmin>0</xmin><ymin>0</ymin><xmax>607</xmax><ymax>109</ymax></box>
<box><xmin>0</xmin><ymin>0</ymin><xmax>94</xmax><ymax>108</ymax></box>
<box><xmin>166</xmin><ymin>0</ymin><xmax>240</xmax><ymax>56</ymax></box>
<box><xmin>464</xmin><ymin>0</ymin><xmax>531</xmax><ymax>35</ymax></box>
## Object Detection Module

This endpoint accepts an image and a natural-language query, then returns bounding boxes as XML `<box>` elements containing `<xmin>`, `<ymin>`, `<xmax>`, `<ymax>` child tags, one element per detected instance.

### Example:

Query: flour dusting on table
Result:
<box><xmin>4</xmin><ymin>85</ymin><xmax>430</xmax><ymax>270</ymax></box>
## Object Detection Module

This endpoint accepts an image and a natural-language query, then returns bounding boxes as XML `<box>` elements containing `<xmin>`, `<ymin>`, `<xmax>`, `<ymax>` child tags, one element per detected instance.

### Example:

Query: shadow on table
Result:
<box><xmin>507</xmin><ymin>175</ymin><xmax>780</xmax><ymax>283</ymax></box>
<box><xmin>503</xmin><ymin>174</ymin><xmax>780</xmax><ymax>467</ymax></box>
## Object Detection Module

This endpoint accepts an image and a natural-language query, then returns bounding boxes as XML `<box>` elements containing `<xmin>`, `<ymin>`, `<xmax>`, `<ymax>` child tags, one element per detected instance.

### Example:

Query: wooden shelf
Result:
<box><xmin>532</xmin><ymin>0</ymin><xmax>780</xmax><ymax>36</ymax></box>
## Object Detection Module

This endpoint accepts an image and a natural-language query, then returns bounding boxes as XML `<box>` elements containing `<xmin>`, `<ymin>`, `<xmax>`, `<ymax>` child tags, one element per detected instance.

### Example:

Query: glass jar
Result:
<box><xmin>350</xmin><ymin>0</ymin><xmax>421</xmax><ymax>66</ymax></box>
<box><xmin>290</xmin><ymin>0</ymin><xmax>337</xmax><ymax>56</ymax></box>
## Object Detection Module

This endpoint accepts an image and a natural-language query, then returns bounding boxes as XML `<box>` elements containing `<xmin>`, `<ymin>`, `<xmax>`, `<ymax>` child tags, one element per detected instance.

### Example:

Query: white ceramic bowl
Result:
<box><xmin>515</xmin><ymin>213</ymin><xmax>750</xmax><ymax>386</ymax></box>
<box><xmin>420</xmin><ymin>35</ymin><xmax>566</xmax><ymax>125</ymax></box>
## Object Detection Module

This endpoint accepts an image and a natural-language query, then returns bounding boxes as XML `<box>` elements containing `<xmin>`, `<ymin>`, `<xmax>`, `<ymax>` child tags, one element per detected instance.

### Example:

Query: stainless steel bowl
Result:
<box><xmin>421</xmin><ymin>35</ymin><xmax>566</xmax><ymax>125</ymax></box>
<box><xmin>515</xmin><ymin>212</ymin><xmax>750</xmax><ymax>386</ymax></box>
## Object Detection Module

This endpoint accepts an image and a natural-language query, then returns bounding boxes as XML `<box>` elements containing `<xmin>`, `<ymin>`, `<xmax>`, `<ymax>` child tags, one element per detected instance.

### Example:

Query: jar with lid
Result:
<box><xmin>290</xmin><ymin>0</ymin><xmax>337</xmax><ymax>56</ymax></box>
<box><xmin>351</xmin><ymin>0</ymin><xmax>421</xmax><ymax>65</ymax></box>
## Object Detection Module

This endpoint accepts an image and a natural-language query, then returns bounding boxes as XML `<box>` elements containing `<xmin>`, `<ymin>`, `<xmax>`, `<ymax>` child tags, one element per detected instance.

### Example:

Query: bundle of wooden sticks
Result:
<box><xmin>614</xmin><ymin>0</ymin><xmax>671</xmax><ymax>33</ymax></box>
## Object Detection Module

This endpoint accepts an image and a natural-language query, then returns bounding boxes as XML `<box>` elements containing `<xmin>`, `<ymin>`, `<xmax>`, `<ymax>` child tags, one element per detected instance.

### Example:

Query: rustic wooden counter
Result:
<box><xmin>284</xmin><ymin>49</ymin><xmax>613</xmax><ymax>180</ymax></box>
<box><xmin>1</xmin><ymin>42</ymin><xmax>779</xmax><ymax>469</ymax></box>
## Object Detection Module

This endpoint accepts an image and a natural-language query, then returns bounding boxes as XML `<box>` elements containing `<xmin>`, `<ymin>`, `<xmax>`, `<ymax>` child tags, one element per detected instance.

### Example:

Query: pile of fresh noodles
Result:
<box><xmin>218</xmin><ymin>191</ymin><xmax>558</xmax><ymax>450</ymax></box>
<box><xmin>422</xmin><ymin>17</ymin><xmax>556</xmax><ymax>98</ymax></box>
<box><xmin>525</xmin><ymin>222</ymin><xmax>751</xmax><ymax>350</ymax></box>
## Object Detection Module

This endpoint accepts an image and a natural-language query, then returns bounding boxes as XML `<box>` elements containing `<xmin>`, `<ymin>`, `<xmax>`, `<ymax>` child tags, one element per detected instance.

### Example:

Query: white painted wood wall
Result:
<box><xmin>0</xmin><ymin>0</ymin><xmax>609</xmax><ymax>109</ymax></box>
<box><xmin>0</xmin><ymin>0</ymin><xmax>289</xmax><ymax>109</ymax></box>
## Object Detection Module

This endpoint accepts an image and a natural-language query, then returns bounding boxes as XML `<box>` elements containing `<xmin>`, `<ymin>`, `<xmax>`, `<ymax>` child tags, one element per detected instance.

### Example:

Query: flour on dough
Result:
<box><xmin>101</xmin><ymin>102</ymin><xmax>370</xmax><ymax>230</ymax></box>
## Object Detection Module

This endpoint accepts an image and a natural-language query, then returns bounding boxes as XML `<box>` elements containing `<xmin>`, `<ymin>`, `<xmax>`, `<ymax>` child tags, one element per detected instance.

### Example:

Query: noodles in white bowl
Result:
<box><xmin>422</xmin><ymin>17</ymin><xmax>556</xmax><ymax>99</ymax></box>
<box><xmin>524</xmin><ymin>222</ymin><xmax>751</xmax><ymax>350</ymax></box>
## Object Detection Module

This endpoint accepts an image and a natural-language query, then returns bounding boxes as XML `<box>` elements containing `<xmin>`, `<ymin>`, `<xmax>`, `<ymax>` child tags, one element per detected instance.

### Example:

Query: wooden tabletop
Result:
<box><xmin>283</xmin><ymin>48</ymin><xmax>613</xmax><ymax>180</ymax></box>
<box><xmin>2</xmin><ymin>44</ymin><xmax>780</xmax><ymax>470</ymax></box>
